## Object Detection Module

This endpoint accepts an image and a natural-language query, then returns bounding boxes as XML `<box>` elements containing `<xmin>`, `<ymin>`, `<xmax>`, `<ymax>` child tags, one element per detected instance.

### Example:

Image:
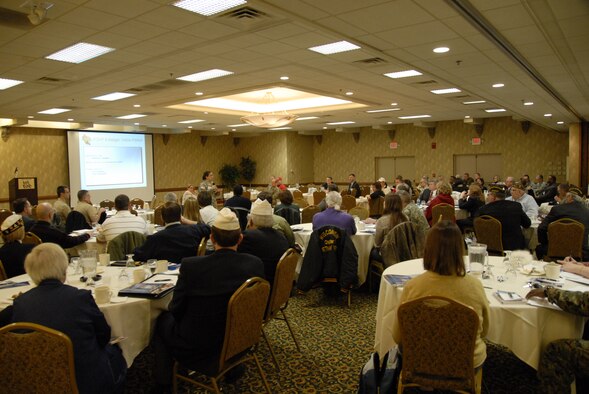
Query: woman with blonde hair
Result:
<box><xmin>457</xmin><ymin>184</ymin><xmax>485</xmax><ymax>232</ymax></box>
<box><xmin>182</xmin><ymin>197</ymin><xmax>201</xmax><ymax>222</ymax></box>
<box><xmin>424</xmin><ymin>182</ymin><xmax>455</xmax><ymax>225</ymax></box>
<box><xmin>392</xmin><ymin>221</ymin><xmax>490</xmax><ymax>368</ymax></box>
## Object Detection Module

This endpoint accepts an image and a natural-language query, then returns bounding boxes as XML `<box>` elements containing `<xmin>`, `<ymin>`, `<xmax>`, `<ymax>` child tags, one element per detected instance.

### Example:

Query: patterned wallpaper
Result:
<box><xmin>286</xmin><ymin>133</ymin><xmax>315</xmax><ymax>185</ymax></box>
<box><xmin>568</xmin><ymin>123</ymin><xmax>580</xmax><ymax>186</ymax></box>
<box><xmin>238</xmin><ymin>132</ymin><xmax>288</xmax><ymax>185</ymax></box>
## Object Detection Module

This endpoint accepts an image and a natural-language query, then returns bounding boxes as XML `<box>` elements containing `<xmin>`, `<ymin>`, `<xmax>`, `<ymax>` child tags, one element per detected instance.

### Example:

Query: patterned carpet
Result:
<box><xmin>126</xmin><ymin>288</ymin><xmax>542</xmax><ymax>393</ymax></box>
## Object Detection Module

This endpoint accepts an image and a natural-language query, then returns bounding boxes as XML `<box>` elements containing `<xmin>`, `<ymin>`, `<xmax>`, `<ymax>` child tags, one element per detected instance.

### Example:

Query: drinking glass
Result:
<box><xmin>145</xmin><ymin>259</ymin><xmax>157</xmax><ymax>277</ymax></box>
<box><xmin>69</xmin><ymin>257</ymin><xmax>81</xmax><ymax>275</ymax></box>
<box><xmin>81</xmin><ymin>258</ymin><xmax>97</xmax><ymax>285</ymax></box>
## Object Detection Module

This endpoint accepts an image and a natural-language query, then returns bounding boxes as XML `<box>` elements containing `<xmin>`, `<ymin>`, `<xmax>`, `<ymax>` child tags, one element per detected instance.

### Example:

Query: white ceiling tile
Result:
<box><xmin>376</xmin><ymin>21</ymin><xmax>459</xmax><ymax>47</ymax></box>
<box><xmin>547</xmin><ymin>0</ymin><xmax>589</xmax><ymax>19</ymax></box>
<box><xmin>58</xmin><ymin>6</ymin><xmax>127</xmax><ymax>30</ymax></box>
<box><xmin>482</xmin><ymin>4</ymin><xmax>535</xmax><ymax>30</ymax></box>
<box><xmin>255</xmin><ymin>22</ymin><xmax>312</xmax><ymax>40</ymax></box>
<box><xmin>136</xmin><ymin>6</ymin><xmax>202</xmax><ymax>29</ymax></box>
<box><xmin>109</xmin><ymin>20</ymin><xmax>170</xmax><ymax>41</ymax></box>
<box><xmin>85</xmin><ymin>0</ymin><xmax>162</xmax><ymax>18</ymax></box>
<box><xmin>179</xmin><ymin>20</ymin><xmax>240</xmax><ymax>40</ymax></box>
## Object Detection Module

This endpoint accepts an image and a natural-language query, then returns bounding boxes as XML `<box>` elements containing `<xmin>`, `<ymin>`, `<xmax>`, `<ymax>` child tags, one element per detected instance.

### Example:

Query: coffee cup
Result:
<box><xmin>95</xmin><ymin>285</ymin><xmax>112</xmax><ymax>304</ymax></box>
<box><xmin>99</xmin><ymin>253</ymin><xmax>110</xmax><ymax>266</ymax></box>
<box><xmin>544</xmin><ymin>263</ymin><xmax>561</xmax><ymax>280</ymax></box>
<box><xmin>133</xmin><ymin>269</ymin><xmax>146</xmax><ymax>284</ymax></box>
<box><xmin>147</xmin><ymin>224</ymin><xmax>155</xmax><ymax>235</ymax></box>
<box><xmin>156</xmin><ymin>260</ymin><xmax>169</xmax><ymax>273</ymax></box>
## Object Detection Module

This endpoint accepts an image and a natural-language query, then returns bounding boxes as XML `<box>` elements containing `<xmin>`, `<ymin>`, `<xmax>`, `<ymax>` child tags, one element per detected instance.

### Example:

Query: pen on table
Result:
<box><xmin>155</xmin><ymin>279</ymin><xmax>171</xmax><ymax>282</ymax></box>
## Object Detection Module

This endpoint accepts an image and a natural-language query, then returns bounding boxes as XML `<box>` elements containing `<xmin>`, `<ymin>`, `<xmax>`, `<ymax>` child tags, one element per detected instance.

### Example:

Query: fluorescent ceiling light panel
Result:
<box><xmin>116</xmin><ymin>114</ymin><xmax>147</xmax><ymax>119</ymax></box>
<box><xmin>92</xmin><ymin>92</ymin><xmax>136</xmax><ymax>101</ymax></box>
<box><xmin>295</xmin><ymin>117</ymin><xmax>319</xmax><ymax>121</ymax></box>
<box><xmin>484</xmin><ymin>108</ymin><xmax>506</xmax><ymax>113</ymax></box>
<box><xmin>38</xmin><ymin>108</ymin><xmax>71</xmax><ymax>115</ymax></box>
<box><xmin>366</xmin><ymin>108</ymin><xmax>401</xmax><ymax>113</ymax></box>
<box><xmin>0</xmin><ymin>78</ymin><xmax>24</xmax><ymax>90</ymax></box>
<box><xmin>384</xmin><ymin>70</ymin><xmax>422</xmax><ymax>79</ymax></box>
<box><xmin>398</xmin><ymin>115</ymin><xmax>431</xmax><ymax>119</ymax></box>
<box><xmin>178</xmin><ymin>119</ymin><xmax>205</xmax><ymax>124</ymax></box>
<box><xmin>308</xmin><ymin>40</ymin><xmax>360</xmax><ymax>55</ymax></box>
<box><xmin>45</xmin><ymin>42</ymin><xmax>115</xmax><ymax>64</ymax></box>
<box><xmin>177</xmin><ymin>69</ymin><xmax>233</xmax><ymax>82</ymax></box>
<box><xmin>431</xmin><ymin>88</ymin><xmax>461</xmax><ymax>94</ymax></box>
<box><xmin>463</xmin><ymin>100</ymin><xmax>486</xmax><ymax>105</ymax></box>
<box><xmin>326</xmin><ymin>121</ymin><xmax>355</xmax><ymax>125</ymax></box>
<box><xmin>523</xmin><ymin>101</ymin><xmax>534</xmax><ymax>106</ymax></box>
<box><xmin>172</xmin><ymin>0</ymin><xmax>247</xmax><ymax>16</ymax></box>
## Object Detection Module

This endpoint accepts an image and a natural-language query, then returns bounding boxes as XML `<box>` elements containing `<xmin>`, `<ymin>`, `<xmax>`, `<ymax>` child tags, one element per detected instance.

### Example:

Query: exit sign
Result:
<box><xmin>471</xmin><ymin>137</ymin><xmax>481</xmax><ymax>145</ymax></box>
<box><xmin>389</xmin><ymin>141</ymin><xmax>398</xmax><ymax>149</ymax></box>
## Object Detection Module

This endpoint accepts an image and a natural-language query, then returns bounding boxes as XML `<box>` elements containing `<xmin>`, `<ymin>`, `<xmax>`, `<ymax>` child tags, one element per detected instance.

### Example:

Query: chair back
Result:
<box><xmin>130</xmin><ymin>198</ymin><xmax>144</xmax><ymax>209</ymax></box>
<box><xmin>99</xmin><ymin>200</ymin><xmax>114</xmax><ymax>210</ymax></box>
<box><xmin>23</xmin><ymin>232</ymin><xmax>42</xmax><ymax>245</ymax></box>
<box><xmin>432</xmin><ymin>203</ymin><xmax>455</xmax><ymax>222</ymax></box>
<box><xmin>0</xmin><ymin>209</ymin><xmax>12</xmax><ymax>226</ymax></box>
<box><xmin>31</xmin><ymin>205</ymin><xmax>38</xmax><ymax>220</ymax></box>
<box><xmin>153</xmin><ymin>204</ymin><xmax>165</xmax><ymax>226</ymax></box>
<box><xmin>197</xmin><ymin>237</ymin><xmax>207</xmax><ymax>256</ymax></box>
<box><xmin>242</xmin><ymin>191</ymin><xmax>251</xmax><ymax>200</ymax></box>
<box><xmin>65</xmin><ymin>211</ymin><xmax>91</xmax><ymax>233</ymax></box>
<box><xmin>0</xmin><ymin>259</ymin><xmax>6</xmax><ymax>281</ymax></box>
<box><xmin>0</xmin><ymin>322</ymin><xmax>78</xmax><ymax>393</ymax></box>
<box><xmin>228</xmin><ymin>206</ymin><xmax>250</xmax><ymax>231</ymax></box>
<box><xmin>312</xmin><ymin>191</ymin><xmax>326</xmax><ymax>205</ymax></box>
<box><xmin>301</xmin><ymin>205</ymin><xmax>320</xmax><ymax>224</ymax></box>
<box><xmin>398</xmin><ymin>296</ymin><xmax>479</xmax><ymax>392</ymax></box>
<box><xmin>380</xmin><ymin>221</ymin><xmax>425</xmax><ymax>267</ymax></box>
<box><xmin>547</xmin><ymin>218</ymin><xmax>585</xmax><ymax>260</ymax></box>
<box><xmin>348</xmin><ymin>206</ymin><xmax>369</xmax><ymax>220</ymax></box>
<box><xmin>294</xmin><ymin>197</ymin><xmax>308</xmax><ymax>208</ymax></box>
<box><xmin>340</xmin><ymin>195</ymin><xmax>356</xmax><ymax>211</ymax></box>
<box><xmin>107</xmin><ymin>231</ymin><xmax>147</xmax><ymax>260</ymax></box>
<box><xmin>340</xmin><ymin>189</ymin><xmax>349</xmax><ymax>196</ymax></box>
<box><xmin>274</xmin><ymin>205</ymin><xmax>300</xmax><ymax>225</ymax></box>
<box><xmin>150</xmin><ymin>195</ymin><xmax>158</xmax><ymax>210</ymax></box>
<box><xmin>218</xmin><ymin>277</ymin><xmax>270</xmax><ymax>369</ymax></box>
<box><xmin>265</xmin><ymin>249</ymin><xmax>299</xmax><ymax>321</ymax></box>
<box><xmin>292</xmin><ymin>190</ymin><xmax>303</xmax><ymax>199</ymax></box>
<box><xmin>299</xmin><ymin>185</ymin><xmax>308</xmax><ymax>193</ymax></box>
<box><xmin>368</xmin><ymin>196</ymin><xmax>384</xmax><ymax>218</ymax></box>
<box><xmin>474</xmin><ymin>215</ymin><xmax>503</xmax><ymax>254</ymax></box>
<box><xmin>361</xmin><ymin>186</ymin><xmax>371</xmax><ymax>197</ymax></box>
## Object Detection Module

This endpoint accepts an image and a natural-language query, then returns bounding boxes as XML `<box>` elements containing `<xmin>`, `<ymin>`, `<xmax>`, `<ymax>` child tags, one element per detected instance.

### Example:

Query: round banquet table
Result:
<box><xmin>374</xmin><ymin>256</ymin><xmax>587</xmax><ymax>369</ymax></box>
<box><xmin>0</xmin><ymin>266</ymin><xmax>171</xmax><ymax>367</ymax></box>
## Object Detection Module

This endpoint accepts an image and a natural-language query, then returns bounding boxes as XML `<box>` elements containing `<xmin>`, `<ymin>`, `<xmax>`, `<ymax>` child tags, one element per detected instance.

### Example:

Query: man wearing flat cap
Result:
<box><xmin>0</xmin><ymin>214</ymin><xmax>35</xmax><ymax>278</ymax></box>
<box><xmin>152</xmin><ymin>208</ymin><xmax>264</xmax><ymax>393</ymax></box>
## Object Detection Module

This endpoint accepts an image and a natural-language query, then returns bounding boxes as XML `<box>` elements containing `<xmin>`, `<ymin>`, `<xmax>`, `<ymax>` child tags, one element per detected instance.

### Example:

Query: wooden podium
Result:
<box><xmin>9</xmin><ymin>177</ymin><xmax>38</xmax><ymax>206</ymax></box>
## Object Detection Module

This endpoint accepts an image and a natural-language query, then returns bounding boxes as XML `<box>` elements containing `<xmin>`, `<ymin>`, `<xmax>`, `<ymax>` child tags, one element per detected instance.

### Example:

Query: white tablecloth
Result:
<box><xmin>374</xmin><ymin>256</ymin><xmax>586</xmax><ymax>369</ymax></box>
<box><xmin>292</xmin><ymin>222</ymin><xmax>374</xmax><ymax>286</ymax></box>
<box><xmin>0</xmin><ymin>266</ymin><xmax>171</xmax><ymax>366</ymax></box>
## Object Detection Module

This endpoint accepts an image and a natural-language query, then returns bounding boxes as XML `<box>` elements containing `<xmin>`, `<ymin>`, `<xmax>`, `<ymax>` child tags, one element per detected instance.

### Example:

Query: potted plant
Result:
<box><xmin>240</xmin><ymin>156</ymin><xmax>257</xmax><ymax>187</ymax></box>
<box><xmin>219</xmin><ymin>163</ymin><xmax>240</xmax><ymax>189</ymax></box>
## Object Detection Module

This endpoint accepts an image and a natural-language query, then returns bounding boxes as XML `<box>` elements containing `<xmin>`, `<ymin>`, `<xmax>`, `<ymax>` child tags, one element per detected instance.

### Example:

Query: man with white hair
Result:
<box><xmin>238</xmin><ymin>199</ymin><xmax>289</xmax><ymax>285</ymax></box>
<box><xmin>29</xmin><ymin>203</ymin><xmax>90</xmax><ymax>249</ymax></box>
<box><xmin>312</xmin><ymin>191</ymin><xmax>356</xmax><ymax>235</ymax></box>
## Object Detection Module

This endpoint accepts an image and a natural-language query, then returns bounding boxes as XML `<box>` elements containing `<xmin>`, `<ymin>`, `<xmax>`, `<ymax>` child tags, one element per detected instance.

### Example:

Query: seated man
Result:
<box><xmin>0</xmin><ymin>214</ymin><xmax>35</xmax><ymax>278</ymax></box>
<box><xmin>418</xmin><ymin>180</ymin><xmax>436</xmax><ymax>204</ymax></box>
<box><xmin>29</xmin><ymin>203</ymin><xmax>90</xmax><ymax>249</ymax></box>
<box><xmin>526</xmin><ymin>287</ymin><xmax>589</xmax><ymax>393</ymax></box>
<box><xmin>475</xmin><ymin>187</ymin><xmax>531</xmax><ymax>250</ymax></box>
<box><xmin>74</xmin><ymin>190</ymin><xmax>105</xmax><ymax>227</ymax></box>
<box><xmin>256</xmin><ymin>192</ymin><xmax>295</xmax><ymax>247</ymax></box>
<box><xmin>506</xmin><ymin>182</ymin><xmax>539</xmax><ymax>219</ymax></box>
<box><xmin>535</xmin><ymin>175</ymin><xmax>558</xmax><ymax>205</ymax></box>
<box><xmin>151</xmin><ymin>208</ymin><xmax>264</xmax><ymax>392</ymax></box>
<box><xmin>53</xmin><ymin>185</ymin><xmax>71</xmax><ymax>231</ymax></box>
<box><xmin>531</xmin><ymin>174</ymin><xmax>546</xmax><ymax>197</ymax></box>
<box><xmin>163</xmin><ymin>192</ymin><xmax>178</xmax><ymax>204</ymax></box>
<box><xmin>224</xmin><ymin>184</ymin><xmax>252</xmax><ymax>230</ymax></box>
<box><xmin>13</xmin><ymin>197</ymin><xmax>34</xmax><ymax>231</ymax></box>
<box><xmin>197</xmin><ymin>191</ymin><xmax>218</xmax><ymax>226</ymax></box>
<box><xmin>318</xmin><ymin>183</ymin><xmax>339</xmax><ymax>212</ymax></box>
<box><xmin>312</xmin><ymin>191</ymin><xmax>356</xmax><ymax>236</ymax></box>
<box><xmin>325</xmin><ymin>176</ymin><xmax>339</xmax><ymax>192</ymax></box>
<box><xmin>133</xmin><ymin>202</ymin><xmax>210</xmax><ymax>264</ymax></box>
<box><xmin>97</xmin><ymin>194</ymin><xmax>147</xmax><ymax>243</ymax></box>
<box><xmin>536</xmin><ymin>192</ymin><xmax>589</xmax><ymax>260</ymax></box>
<box><xmin>238</xmin><ymin>199</ymin><xmax>289</xmax><ymax>285</ymax></box>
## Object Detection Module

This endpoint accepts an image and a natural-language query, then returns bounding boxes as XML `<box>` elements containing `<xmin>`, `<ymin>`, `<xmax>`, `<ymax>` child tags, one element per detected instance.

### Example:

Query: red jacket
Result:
<box><xmin>425</xmin><ymin>193</ymin><xmax>455</xmax><ymax>225</ymax></box>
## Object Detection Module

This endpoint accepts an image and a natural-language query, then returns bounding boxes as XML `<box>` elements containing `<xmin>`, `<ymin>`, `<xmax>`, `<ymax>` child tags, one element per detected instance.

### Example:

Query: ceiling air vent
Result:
<box><xmin>220</xmin><ymin>6</ymin><xmax>268</xmax><ymax>20</ymax></box>
<box><xmin>411</xmin><ymin>80</ymin><xmax>438</xmax><ymax>85</ymax></box>
<box><xmin>36</xmin><ymin>76</ymin><xmax>72</xmax><ymax>85</ymax></box>
<box><xmin>354</xmin><ymin>57</ymin><xmax>387</xmax><ymax>65</ymax></box>
<box><xmin>124</xmin><ymin>79</ymin><xmax>191</xmax><ymax>93</ymax></box>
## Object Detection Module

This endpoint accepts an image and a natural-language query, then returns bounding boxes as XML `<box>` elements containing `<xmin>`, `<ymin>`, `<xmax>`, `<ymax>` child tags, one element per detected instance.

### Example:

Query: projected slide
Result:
<box><xmin>79</xmin><ymin>133</ymin><xmax>146</xmax><ymax>190</ymax></box>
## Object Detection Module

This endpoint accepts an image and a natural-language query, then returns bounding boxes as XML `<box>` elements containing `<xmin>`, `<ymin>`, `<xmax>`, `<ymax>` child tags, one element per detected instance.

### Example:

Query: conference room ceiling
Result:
<box><xmin>0</xmin><ymin>0</ymin><xmax>586</xmax><ymax>135</ymax></box>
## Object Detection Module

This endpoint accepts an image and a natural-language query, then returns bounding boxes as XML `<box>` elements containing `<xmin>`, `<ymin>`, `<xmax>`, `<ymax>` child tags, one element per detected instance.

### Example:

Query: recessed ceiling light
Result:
<box><xmin>178</xmin><ymin>119</ymin><xmax>205</xmax><ymax>124</ymax></box>
<box><xmin>117</xmin><ymin>114</ymin><xmax>146</xmax><ymax>119</ymax></box>
<box><xmin>0</xmin><ymin>78</ymin><xmax>24</xmax><ymax>90</ymax></box>
<box><xmin>399</xmin><ymin>115</ymin><xmax>431</xmax><ymax>119</ymax></box>
<box><xmin>308</xmin><ymin>40</ymin><xmax>361</xmax><ymax>55</ymax></box>
<box><xmin>295</xmin><ymin>117</ymin><xmax>319</xmax><ymax>121</ymax></box>
<box><xmin>133</xmin><ymin>104</ymin><xmax>141</xmax><ymax>108</ymax></box>
<box><xmin>387</xmin><ymin>121</ymin><xmax>393</xmax><ymax>124</ymax></box>
<box><xmin>465</xmin><ymin>116</ymin><xmax>470</xmax><ymax>119</ymax></box>
<box><xmin>27</xmin><ymin>115</ymin><xmax>34</xmax><ymax>119</ymax></box>
<box><xmin>38</xmin><ymin>108</ymin><xmax>71</xmax><ymax>115</ymax></box>
<box><xmin>326</xmin><ymin>121</ymin><xmax>355</xmax><ymax>125</ymax></box>
<box><xmin>45</xmin><ymin>42</ymin><xmax>115</xmax><ymax>64</ymax></box>
<box><xmin>172</xmin><ymin>0</ymin><xmax>247</xmax><ymax>16</ymax></box>
<box><xmin>492</xmin><ymin>83</ymin><xmax>505</xmax><ymax>88</ymax></box>
<box><xmin>345</xmin><ymin>91</ymin><xmax>354</xmax><ymax>96</ymax></box>
<box><xmin>322</xmin><ymin>126</ymin><xmax>327</xmax><ymax>129</ymax></box>
<box><xmin>433</xmin><ymin>47</ymin><xmax>449</xmax><ymax>53</ymax></box>
<box><xmin>269</xmin><ymin>127</ymin><xmax>292</xmax><ymax>130</ymax></box>
<box><xmin>280</xmin><ymin>76</ymin><xmax>289</xmax><ymax>80</ymax></box>
<box><xmin>134</xmin><ymin>122</ymin><xmax>139</xmax><ymax>125</ymax></box>
<box><xmin>211</xmin><ymin>127</ymin><xmax>216</xmax><ymax>130</ymax></box>
<box><xmin>485</xmin><ymin>108</ymin><xmax>506</xmax><ymax>113</ymax></box>
<box><xmin>523</xmin><ymin>101</ymin><xmax>534</xmax><ymax>106</ymax></box>
<box><xmin>544</xmin><ymin>113</ymin><xmax>552</xmax><ymax>117</ymax></box>
<box><xmin>188</xmin><ymin>126</ymin><xmax>193</xmax><ymax>128</ymax></box>
<box><xmin>204</xmin><ymin>112</ymin><xmax>208</xmax><ymax>115</ymax></box>
<box><xmin>67</xmin><ymin>118</ymin><xmax>74</xmax><ymax>121</ymax></box>
<box><xmin>177</xmin><ymin>69</ymin><xmax>233</xmax><ymax>82</ymax></box>
<box><xmin>366</xmin><ymin>108</ymin><xmax>401</xmax><ymax>113</ymax></box>
<box><xmin>162</xmin><ymin>125</ymin><xmax>167</xmax><ymax>127</ymax></box>
<box><xmin>227</xmin><ymin>123</ymin><xmax>249</xmax><ymax>127</ymax></box>
<box><xmin>463</xmin><ymin>100</ymin><xmax>486</xmax><ymax>105</ymax></box>
<box><xmin>92</xmin><ymin>92</ymin><xmax>136</xmax><ymax>101</ymax></box>
<box><xmin>431</xmin><ymin>88</ymin><xmax>461</xmax><ymax>94</ymax></box>
<box><xmin>195</xmin><ymin>92</ymin><xmax>204</xmax><ymax>96</ymax></box>
<box><xmin>384</xmin><ymin>70</ymin><xmax>422</xmax><ymax>79</ymax></box>
<box><xmin>557</xmin><ymin>121</ymin><xmax>564</xmax><ymax>125</ymax></box>
<box><xmin>390</xmin><ymin>102</ymin><xmax>398</xmax><ymax>106</ymax></box>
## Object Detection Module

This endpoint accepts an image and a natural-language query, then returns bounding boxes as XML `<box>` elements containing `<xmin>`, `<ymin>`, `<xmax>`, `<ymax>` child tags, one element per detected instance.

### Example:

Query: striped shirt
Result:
<box><xmin>97</xmin><ymin>211</ymin><xmax>147</xmax><ymax>242</ymax></box>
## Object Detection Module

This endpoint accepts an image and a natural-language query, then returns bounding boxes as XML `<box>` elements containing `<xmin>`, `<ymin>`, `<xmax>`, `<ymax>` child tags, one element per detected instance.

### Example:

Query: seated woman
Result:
<box><xmin>0</xmin><ymin>243</ymin><xmax>127</xmax><ymax>393</ymax></box>
<box><xmin>372</xmin><ymin>194</ymin><xmax>408</xmax><ymax>262</ymax></box>
<box><xmin>457</xmin><ymin>184</ymin><xmax>485</xmax><ymax>233</ymax></box>
<box><xmin>367</xmin><ymin>182</ymin><xmax>385</xmax><ymax>200</ymax></box>
<box><xmin>274</xmin><ymin>190</ymin><xmax>301</xmax><ymax>225</ymax></box>
<box><xmin>424</xmin><ymin>182</ymin><xmax>455</xmax><ymax>225</ymax></box>
<box><xmin>181</xmin><ymin>184</ymin><xmax>197</xmax><ymax>205</ymax></box>
<box><xmin>182</xmin><ymin>197</ymin><xmax>201</xmax><ymax>223</ymax></box>
<box><xmin>0</xmin><ymin>214</ymin><xmax>35</xmax><ymax>278</ymax></box>
<box><xmin>392</xmin><ymin>221</ymin><xmax>490</xmax><ymax>369</ymax></box>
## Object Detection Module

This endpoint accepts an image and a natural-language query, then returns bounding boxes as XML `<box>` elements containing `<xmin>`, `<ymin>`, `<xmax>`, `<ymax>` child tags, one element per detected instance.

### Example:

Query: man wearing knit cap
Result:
<box><xmin>238</xmin><ymin>199</ymin><xmax>289</xmax><ymax>286</ymax></box>
<box><xmin>152</xmin><ymin>208</ymin><xmax>264</xmax><ymax>393</ymax></box>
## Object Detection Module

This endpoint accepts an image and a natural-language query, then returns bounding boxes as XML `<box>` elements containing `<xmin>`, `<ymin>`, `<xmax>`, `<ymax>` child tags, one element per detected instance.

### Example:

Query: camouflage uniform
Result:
<box><xmin>402</xmin><ymin>202</ymin><xmax>429</xmax><ymax>239</ymax></box>
<box><xmin>538</xmin><ymin>288</ymin><xmax>589</xmax><ymax>393</ymax></box>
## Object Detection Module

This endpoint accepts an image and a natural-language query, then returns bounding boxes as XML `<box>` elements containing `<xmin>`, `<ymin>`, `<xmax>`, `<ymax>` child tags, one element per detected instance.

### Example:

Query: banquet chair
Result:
<box><xmin>299</xmin><ymin>185</ymin><xmax>308</xmax><ymax>193</ymax></box>
<box><xmin>547</xmin><ymin>218</ymin><xmax>585</xmax><ymax>261</ymax></box>
<box><xmin>361</xmin><ymin>186</ymin><xmax>371</xmax><ymax>197</ymax></box>
<box><xmin>312</xmin><ymin>191</ymin><xmax>326</xmax><ymax>205</ymax></box>
<box><xmin>99</xmin><ymin>199</ymin><xmax>115</xmax><ymax>210</ymax></box>
<box><xmin>173</xmin><ymin>277</ymin><xmax>271</xmax><ymax>394</ymax></box>
<box><xmin>242</xmin><ymin>191</ymin><xmax>251</xmax><ymax>200</ymax></box>
<box><xmin>397</xmin><ymin>296</ymin><xmax>482</xmax><ymax>394</ymax></box>
<box><xmin>150</xmin><ymin>195</ymin><xmax>158</xmax><ymax>210</ymax></box>
<box><xmin>262</xmin><ymin>249</ymin><xmax>301</xmax><ymax>370</ymax></box>
<box><xmin>274</xmin><ymin>205</ymin><xmax>301</xmax><ymax>225</ymax></box>
<box><xmin>0</xmin><ymin>259</ymin><xmax>7</xmax><ymax>281</ymax></box>
<box><xmin>340</xmin><ymin>194</ymin><xmax>356</xmax><ymax>211</ymax></box>
<box><xmin>432</xmin><ymin>203</ymin><xmax>455</xmax><ymax>223</ymax></box>
<box><xmin>130</xmin><ymin>198</ymin><xmax>144</xmax><ymax>209</ymax></box>
<box><xmin>292</xmin><ymin>190</ymin><xmax>303</xmax><ymax>199</ymax></box>
<box><xmin>368</xmin><ymin>196</ymin><xmax>384</xmax><ymax>218</ymax></box>
<box><xmin>0</xmin><ymin>209</ymin><xmax>12</xmax><ymax>226</ymax></box>
<box><xmin>473</xmin><ymin>215</ymin><xmax>504</xmax><ymax>255</ymax></box>
<box><xmin>301</xmin><ymin>205</ymin><xmax>320</xmax><ymax>224</ymax></box>
<box><xmin>197</xmin><ymin>237</ymin><xmax>208</xmax><ymax>256</ymax></box>
<box><xmin>65</xmin><ymin>211</ymin><xmax>92</xmax><ymax>233</ymax></box>
<box><xmin>23</xmin><ymin>231</ymin><xmax>43</xmax><ymax>245</ymax></box>
<box><xmin>340</xmin><ymin>189</ymin><xmax>349</xmax><ymax>196</ymax></box>
<box><xmin>31</xmin><ymin>205</ymin><xmax>38</xmax><ymax>220</ymax></box>
<box><xmin>227</xmin><ymin>206</ymin><xmax>250</xmax><ymax>231</ymax></box>
<box><xmin>153</xmin><ymin>205</ymin><xmax>165</xmax><ymax>226</ymax></box>
<box><xmin>107</xmin><ymin>231</ymin><xmax>147</xmax><ymax>261</ymax></box>
<box><xmin>348</xmin><ymin>206</ymin><xmax>369</xmax><ymax>220</ymax></box>
<box><xmin>294</xmin><ymin>197</ymin><xmax>309</xmax><ymax>208</ymax></box>
<box><xmin>0</xmin><ymin>322</ymin><xmax>79</xmax><ymax>394</ymax></box>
